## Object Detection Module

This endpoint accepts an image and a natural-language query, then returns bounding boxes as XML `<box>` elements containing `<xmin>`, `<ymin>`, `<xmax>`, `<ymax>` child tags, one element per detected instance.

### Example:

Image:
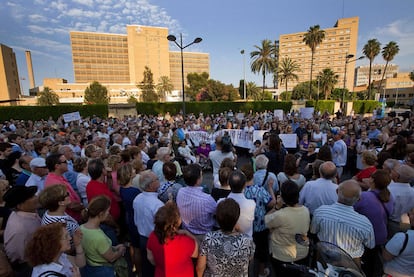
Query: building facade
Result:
<box><xmin>0</xmin><ymin>44</ymin><xmax>21</xmax><ymax>104</ymax></box>
<box><xmin>377</xmin><ymin>72</ymin><xmax>414</xmax><ymax>105</ymax></box>
<box><xmin>278</xmin><ymin>17</ymin><xmax>359</xmax><ymax>91</ymax></box>
<box><xmin>354</xmin><ymin>64</ymin><xmax>399</xmax><ymax>87</ymax></box>
<box><xmin>69</xmin><ymin>25</ymin><xmax>209</xmax><ymax>91</ymax></box>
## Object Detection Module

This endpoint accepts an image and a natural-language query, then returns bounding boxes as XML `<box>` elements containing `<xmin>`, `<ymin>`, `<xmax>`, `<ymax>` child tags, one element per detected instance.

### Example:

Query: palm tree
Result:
<box><xmin>156</xmin><ymin>76</ymin><xmax>174</xmax><ymax>102</ymax></box>
<box><xmin>250</xmin><ymin>39</ymin><xmax>275</xmax><ymax>95</ymax></box>
<box><xmin>278</xmin><ymin>57</ymin><xmax>300</xmax><ymax>93</ymax></box>
<box><xmin>378</xmin><ymin>41</ymin><xmax>399</xmax><ymax>98</ymax></box>
<box><xmin>317</xmin><ymin>68</ymin><xmax>339</xmax><ymax>100</ymax></box>
<box><xmin>362</xmin><ymin>39</ymin><xmax>381</xmax><ymax>99</ymax></box>
<box><xmin>37</xmin><ymin>87</ymin><xmax>59</xmax><ymax>106</ymax></box>
<box><xmin>271</xmin><ymin>40</ymin><xmax>279</xmax><ymax>89</ymax></box>
<box><xmin>303</xmin><ymin>25</ymin><xmax>325</xmax><ymax>99</ymax></box>
<box><xmin>246</xmin><ymin>82</ymin><xmax>261</xmax><ymax>100</ymax></box>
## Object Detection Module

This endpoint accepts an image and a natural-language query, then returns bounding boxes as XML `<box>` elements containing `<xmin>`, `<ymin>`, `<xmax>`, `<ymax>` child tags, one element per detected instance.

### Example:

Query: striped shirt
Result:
<box><xmin>176</xmin><ymin>186</ymin><xmax>217</xmax><ymax>235</ymax></box>
<box><xmin>41</xmin><ymin>211</ymin><xmax>80</xmax><ymax>248</ymax></box>
<box><xmin>311</xmin><ymin>202</ymin><xmax>375</xmax><ymax>258</ymax></box>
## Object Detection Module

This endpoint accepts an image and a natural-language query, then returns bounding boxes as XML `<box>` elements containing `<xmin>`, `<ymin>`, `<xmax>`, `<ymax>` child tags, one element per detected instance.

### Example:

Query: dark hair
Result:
<box><xmin>183</xmin><ymin>163</ymin><xmax>202</xmax><ymax>186</ymax></box>
<box><xmin>283</xmin><ymin>154</ymin><xmax>298</xmax><ymax>176</ymax></box>
<box><xmin>163</xmin><ymin>162</ymin><xmax>177</xmax><ymax>181</ymax></box>
<box><xmin>45</xmin><ymin>153</ymin><xmax>64</xmax><ymax>172</ymax></box>
<box><xmin>221</xmin><ymin>135</ymin><xmax>232</xmax><ymax>153</ymax></box>
<box><xmin>219</xmin><ymin>167</ymin><xmax>232</xmax><ymax>186</ymax></box>
<box><xmin>83</xmin><ymin>195</ymin><xmax>111</xmax><ymax>220</ymax></box>
<box><xmin>317</xmin><ymin>144</ymin><xmax>332</xmax><ymax>161</ymax></box>
<box><xmin>154</xmin><ymin>201</ymin><xmax>181</xmax><ymax>244</ymax></box>
<box><xmin>88</xmin><ymin>158</ymin><xmax>105</xmax><ymax>180</ymax></box>
<box><xmin>8</xmin><ymin>133</ymin><xmax>20</xmax><ymax>142</ymax></box>
<box><xmin>371</xmin><ymin>169</ymin><xmax>391</xmax><ymax>203</ymax></box>
<box><xmin>220</xmin><ymin>157</ymin><xmax>235</xmax><ymax>170</ymax></box>
<box><xmin>120</xmin><ymin>149</ymin><xmax>131</xmax><ymax>163</ymax></box>
<box><xmin>228</xmin><ymin>170</ymin><xmax>246</xmax><ymax>193</ymax></box>
<box><xmin>240</xmin><ymin>163</ymin><xmax>254</xmax><ymax>181</ymax></box>
<box><xmin>26</xmin><ymin>222</ymin><xmax>66</xmax><ymax>266</ymax></box>
<box><xmin>280</xmin><ymin>180</ymin><xmax>299</xmax><ymax>206</ymax></box>
<box><xmin>216</xmin><ymin>198</ymin><xmax>240</xmax><ymax>232</ymax></box>
<box><xmin>0</xmin><ymin>142</ymin><xmax>12</xmax><ymax>152</ymax></box>
<box><xmin>147</xmin><ymin>146</ymin><xmax>158</xmax><ymax>159</ymax></box>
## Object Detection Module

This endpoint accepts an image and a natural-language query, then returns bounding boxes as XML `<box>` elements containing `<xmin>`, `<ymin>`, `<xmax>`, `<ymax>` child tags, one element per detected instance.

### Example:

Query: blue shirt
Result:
<box><xmin>299</xmin><ymin>178</ymin><xmax>338</xmax><ymax>214</ymax></box>
<box><xmin>244</xmin><ymin>185</ymin><xmax>272</xmax><ymax>232</ymax></box>
<box><xmin>331</xmin><ymin>139</ymin><xmax>347</xmax><ymax>167</ymax></box>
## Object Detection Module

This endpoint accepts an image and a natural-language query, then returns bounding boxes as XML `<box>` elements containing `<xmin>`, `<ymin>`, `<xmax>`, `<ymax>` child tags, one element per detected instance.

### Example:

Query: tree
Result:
<box><xmin>303</xmin><ymin>25</ymin><xmax>325</xmax><ymax>99</ymax></box>
<box><xmin>250</xmin><ymin>39</ymin><xmax>275</xmax><ymax>94</ymax></box>
<box><xmin>279</xmin><ymin>91</ymin><xmax>292</xmax><ymax>101</ymax></box>
<box><xmin>140</xmin><ymin>66</ymin><xmax>158</xmax><ymax>102</ymax></box>
<box><xmin>156</xmin><ymin>76</ymin><xmax>174</xmax><ymax>102</ymax></box>
<box><xmin>127</xmin><ymin>95</ymin><xmax>138</xmax><ymax>104</ymax></box>
<box><xmin>278</xmin><ymin>57</ymin><xmax>300</xmax><ymax>93</ymax></box>
<box><xmin>37</xmin><ymin>87</ymin><xmax>59</xmax><ymax>106</ymax></box>
<box><xmin>410</xmin><ymin>71</ymin><xmax>414</xmax><ymax>82</ymax></box>
<box><xmin>246</xmin><ymin>82</ymin><xmax>261</xmax><ymax>101</ymax></box>
<box><xmin>317</xmin><ymin>68</ymin><xmax>339</xmax><ymax>100</ymax></box>
<box><xmin>362</xmin><ymin>39</ymin><xmax>381</xmax><ymax>99</ymax></box>
<box><xmin>271</xmin><ymin>40</ymin><xmax>280</xmax><ymax>89</ymax></box>
<box><xmin>186</xmin><ymin>72</ymin><xmax>209</xmax><ymax>101</ymax></box>
<box><xmin>292</xmin><ymin>81</ymin><xmax>318</xmax><ymax>100</ymax></box>
<box><xmin>84</xmin><ymin>81</ymin><xmax>109</xmax><ymax>104</ymax></box>
<box><xmin>378</xmin><ymin>41</ymin><xmax>399</xmax><ymax>97</ymax></box>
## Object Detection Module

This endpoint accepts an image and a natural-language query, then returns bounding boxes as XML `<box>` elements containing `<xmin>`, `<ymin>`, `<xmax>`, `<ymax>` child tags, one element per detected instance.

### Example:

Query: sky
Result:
<box><xmin>1</xmin><ymin>0</ymin><xmax>414</xmax><ymax>95</ymax></box>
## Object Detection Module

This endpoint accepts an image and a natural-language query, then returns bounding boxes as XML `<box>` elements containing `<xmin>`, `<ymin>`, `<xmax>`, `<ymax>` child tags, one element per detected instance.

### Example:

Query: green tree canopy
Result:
<box><xmin>84</xmin><ymin>81</ymin><xmax>109</xmax><ymax>104</ymax></box>
<box><xmin>196</xmin><ymin>79</ymin><xmax>239</xmax><ymax>101</ymax></box>
<box><xmin>303</xmin><ymin>25</ymin><xmax>325</xmax><ymax>99</ymax></box>
<box><xmin>140</xmin><ymin>66</ymin><xmax>158</xmax><ymax>102</ymax></box>
<box><xmin>278</xmin><ymin>57</ymin><xmax>300</xmax><ymax>92</ymax></box>
<box><xmin>156</xmin><ymin>76</ymin><xmax>174</xmax><ymax>102</ymax></box>
<box><xmin>250</xmin><ymin>39</ymin><xmax>275</xmax><ymax>94</ymax></box>
<box><xmin>292</xmin><ymin>81</ymin><xmax>318</xmax><ymax>100</ymax></box>
<box><xmin>378</xmin><ymin>41</ymin><xmax>399</xmax><ymax>97</ymax></box>
<box><xmin>317</xmin><ymin>68</ymin><xmax>339</xmax><ymax>100</ymax></box>
<box><xmin>37</xmin><ymin>87</ymin><xmax>59</xmax><ymax>106</ymax></box>
<box><xmin>127</xmin><ymin>95</ymin><xmax>138</xmax><ymax>104</ymax></box>
<box><xmin>246</xmin><ymin>82</ymin><xmax>262</xmax><ymax>101</ymax></box>
<box><xmin>186</xmin><ymin>72</ymin><xmax>209</xmax><ymax>101</ymax></box>
<box><xmin>363</xmin><ymin>39</ymin><xmax>381</xmax><ymax>99</ymax></box>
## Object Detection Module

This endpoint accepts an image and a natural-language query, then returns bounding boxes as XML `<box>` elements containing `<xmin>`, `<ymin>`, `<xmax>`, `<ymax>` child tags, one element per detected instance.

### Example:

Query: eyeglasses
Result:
<box><xmin>59</xmin><ymin>160</ymin><xmax>68</xmax><ymax>164</ymax></box>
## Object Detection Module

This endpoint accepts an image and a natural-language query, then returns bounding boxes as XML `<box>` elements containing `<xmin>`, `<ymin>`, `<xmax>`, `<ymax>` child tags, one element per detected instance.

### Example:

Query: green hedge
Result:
<box><xmin>0</xmin><ymin>104</ymin><xmax>108</xmax><ymax>122</ymax></box>
<box><xmin>305</xmin><ymin>100</ymin><xmax>335</xmax><ymax>114</ymax></box>
<box><xmin>136</xmin><ymin>101</ymin><xmax>293</xmax><ymax>115</ymax></box>
<box><xmin>352</xmin><ymin>100</ymin><xmax>381</xmax><ymax>114</ymax></box>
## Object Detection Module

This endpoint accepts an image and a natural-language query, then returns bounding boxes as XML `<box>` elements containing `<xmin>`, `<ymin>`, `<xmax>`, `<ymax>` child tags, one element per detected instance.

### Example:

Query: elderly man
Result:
<box><xmin>3</xmin><ymin>186</ymin><xmax>41</xmax><ymax>275</ymax></box>
<box><xmin>387</xmin><ymin>163</ymin><xmax>414</xmax><ymax>237</ymax></box>
<box><xmin>25</xmin><ymin>157</ymin><xmax>48</xmax><ymax>192</ymax></box>
<box><xmin>299</xmin><ymin>161</ymin><xmax>338</xmax><ymax>215</ymax></box>
<box><xmin>331</xmin><ymin>131</ymin><xmax>347</xmax><ymax>179</ymax></box>
<box><xmin>14</xmin><ymin>154</ymin><xmax>33</xmax><ymax>186</ymax></box>
<box><xmin>133</xmin><ymin>170</ymin><xmax>164</xmax><ymax>277</ymax></box>
<box><xmin>311</xmin><ymin>180</ymin><xmax>375</xmax><ymax>262</ymax></box>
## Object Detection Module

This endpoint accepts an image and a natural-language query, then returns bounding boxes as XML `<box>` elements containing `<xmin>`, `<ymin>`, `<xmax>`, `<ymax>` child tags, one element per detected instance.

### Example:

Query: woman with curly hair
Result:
<box><xmin>26</xmin><ymin>222</ymin><xmax>84</xmax><ymax>277</ymax></box>
<box><xmin>147</xmin><ymin>201</ymin><xmax>198</xmax><ymax>277</ymax></box>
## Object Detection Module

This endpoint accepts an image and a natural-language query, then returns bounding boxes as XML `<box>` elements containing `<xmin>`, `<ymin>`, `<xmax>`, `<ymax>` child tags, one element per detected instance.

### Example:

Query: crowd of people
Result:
<box><xmin>0</xmin><ymin>108</ymin><xmax>413</xmax><ymax>277</ymax></box>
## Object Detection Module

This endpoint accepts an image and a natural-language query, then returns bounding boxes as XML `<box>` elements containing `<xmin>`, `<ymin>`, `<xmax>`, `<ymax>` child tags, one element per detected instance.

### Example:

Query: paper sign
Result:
<box><xmin>62</xmin><ymin>112</ymin><xmax>81</xmax><ymax>122</ymax></box>
<box><xmin>274</xmin><ymin>109</ymin><xmax>284</xmax><ymax>121</ymax></box>
<box><xmin>278</xmin><ymin>134</ymin><xmax>298</xmax><ymax>149</ymax></box>
<box><xmin>300</xmin><ymin>107</ymin><xmax>314</xmax><ymax>119</ymax></box>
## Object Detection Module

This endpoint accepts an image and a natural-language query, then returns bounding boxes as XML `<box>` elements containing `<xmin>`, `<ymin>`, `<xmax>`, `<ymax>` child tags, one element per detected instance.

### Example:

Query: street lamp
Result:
<box><xmin>342</xmin><ymin>54</ymin><xmax>364</xmax><ymax>112</ymax></box>
<box><xmin>241</xmin><ymin>49</ymin><xmax>247</xmax><ymax>100</ymax></box>
<box><xmin>167</xmin><ymin>33</ymin><xmax>202</xmax><ymax>116</ymax></box>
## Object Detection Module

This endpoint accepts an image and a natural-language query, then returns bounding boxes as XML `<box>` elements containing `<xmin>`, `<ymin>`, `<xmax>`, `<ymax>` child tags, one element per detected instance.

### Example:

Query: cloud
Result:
<box><xmin>29</xmin><ymin>14</ymin><xmax>48</xmax><ymax>22</ymax></box>
<box><xmin>72</xmin><ymin>0</ymin><xmax>94</xmax><ymax>7</ymax></box>
<box><xmin>18</xmin><ymin>36</ymin><xmax>71</xmax><ymax>53</ymax></box>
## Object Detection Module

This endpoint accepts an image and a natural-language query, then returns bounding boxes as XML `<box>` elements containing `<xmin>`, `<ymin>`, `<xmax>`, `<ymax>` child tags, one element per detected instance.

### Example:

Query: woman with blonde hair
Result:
<box><xmin>147</xmin><ymin>201</ymin><xmax>198</xmax><ymax>277</ymax></box>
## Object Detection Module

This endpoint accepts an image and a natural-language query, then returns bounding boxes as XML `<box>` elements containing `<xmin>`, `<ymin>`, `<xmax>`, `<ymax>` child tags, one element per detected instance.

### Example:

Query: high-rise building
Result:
<box><xmin>70</xmin><ymin>25</ymin><xmax>209</xmax><ymax>90</ymax></box>
<box><xmin>0</xmin><ymin>44</ymin><xmax>21</xmax><ymax>103</ymax></box>
<box><xmin>354</xmin><ymin>64</ymin><xmax>399</xmax><ymax>87</ymax></box>
<box><xmin>278</xmin><ymin>17</ymin><xmax>359</xmax><ymax>91</ymax></box>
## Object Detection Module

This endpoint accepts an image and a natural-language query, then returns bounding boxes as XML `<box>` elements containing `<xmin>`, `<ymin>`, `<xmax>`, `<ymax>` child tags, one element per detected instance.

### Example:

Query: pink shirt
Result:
<box><xmin>45</xmin><ymin>173</ymin><xmax>82</xmax><ymax>221</ymax></box>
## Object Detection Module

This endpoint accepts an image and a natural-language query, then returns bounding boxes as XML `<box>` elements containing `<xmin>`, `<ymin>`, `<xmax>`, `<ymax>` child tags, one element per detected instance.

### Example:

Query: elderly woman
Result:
<box><xmin>354</xmin><ymin>169</ymin><xmax>394</xmax><ymax>277</ymax></box>
<box><xmin>147</xmin><ymin>201</ymin><xmax>198</xmax><ymax>277</ymax></box>
<box><xmin>253</xmin><ymin>154</ymin><xmax>278</xmax><ymax>197</ymax></box>
<box><xmin>265</xmin><ymin>180</ymin><xmax>310</xmax><ymax>277</ymax></box>
<box><xmin>353</xmin><ymin>150</ymin><xmax>377</xmax><ymax>191</ymax></box>
<box><xmin>26</xmin><ymin>222</ymin><xmax>84</xmax><ymax>277</ymax></box>
<box><xmin>278</xmin><ymin>154</ymin><xmax>306</xmax><ymax>190</ymax></box>
<box><xmin>80</xmin><ymin>196</ymin><xmax>126</xmax><ymax>277</ymax></box>
<box><xmin>178</xmin><ymin>140</ymin><xmax>196</xmax><ymax>165</ymax></box>
<box><xmin>39</xmin><ymin>184</ymin><xmax>82</xmax><ymax>255</ymax></box>
<box><xmin>196</xmin><ymin>198</ymin><xmax>255</xmax><ymax>277</ymax></box>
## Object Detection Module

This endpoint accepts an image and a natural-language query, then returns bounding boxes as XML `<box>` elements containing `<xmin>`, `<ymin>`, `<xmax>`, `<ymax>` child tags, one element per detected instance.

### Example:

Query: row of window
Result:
<box><xmin>72</xmin><ymin>47</ymin><xmax>128</xmax><ymax>53</ymax></box>
<box><xmin>73</xmin><ymin>59</ymin><xmax>129</xmax><ymax>65</ymax></box>
<box><xmin>71</xmin><ymin>34</ymin><xmax>127</xmax><ymax>41</ymax></box>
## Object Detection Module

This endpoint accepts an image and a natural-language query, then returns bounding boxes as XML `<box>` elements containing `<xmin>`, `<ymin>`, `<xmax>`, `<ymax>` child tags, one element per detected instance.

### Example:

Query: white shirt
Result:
<box><xmin>31</xmin><ymin>253</ymin><xmax>73</xmax><ymax>277</ymax></box>
<box><xmin>388</xmin><ymin>181</ymin><xmax>414</xmax><ymax>222</ymax></box>
<box><xmin>222</xmin><ymin>192</ymin><xmax>255</xmax><ymax>237</ymax></box>
<box><xmin>209</xmin><ymin>150</ymin><xmax>234</xmax><ymax>188</ymax></box>
<box><xmin>25</xmin><ymin>173</ymin><xmax>46</xmax><ymax>193</ymax></box>
<box><xmin>133</xmin><ymin>191</ymin><xmax>164</xmax><ymax>237</ymax></box>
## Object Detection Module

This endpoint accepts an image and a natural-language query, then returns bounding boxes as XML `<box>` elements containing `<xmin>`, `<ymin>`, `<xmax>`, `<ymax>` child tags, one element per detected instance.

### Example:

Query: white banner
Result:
<box><xmin>63</xmin><ymin>111</ymin><xmax>81</xmax><ymax>122</ymax></box>
<box><xmin>300</xmin><ymin>107</ymin><xmax>314</xmax><ymax>119</ymax></box>
<box><xmin>278</xmin><ymin>133</ymin><xmax>298</xmax><ymax>149</ymax></box>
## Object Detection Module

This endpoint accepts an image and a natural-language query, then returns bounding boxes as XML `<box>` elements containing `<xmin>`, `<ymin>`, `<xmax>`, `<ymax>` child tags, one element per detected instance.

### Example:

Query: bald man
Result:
<box><xmin>310</xmin><ymin>180</ymin><xmax>375</xmax><ymax>262</ymax></box>
<box><xmin>299</xmin><ymin>161</ymin><xmax>338</xmax><ymax>215</ymax></box>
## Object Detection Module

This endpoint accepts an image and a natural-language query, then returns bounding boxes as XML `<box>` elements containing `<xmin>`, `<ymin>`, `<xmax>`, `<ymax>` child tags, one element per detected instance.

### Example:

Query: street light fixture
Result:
<box><xmin>342</xmin><ymin>54</ymin><xmax>364</xmax><ymax>112</ymax></box>
<box><xmin>167</xmin><ymin>34</ymin><xmax>202</xmax><ymax>116</ymax></box>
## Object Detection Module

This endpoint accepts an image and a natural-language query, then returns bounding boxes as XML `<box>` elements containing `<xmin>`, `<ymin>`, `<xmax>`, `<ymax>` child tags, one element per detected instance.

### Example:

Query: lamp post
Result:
<box><xmin>241</xmin><ymin>49</ymin><xmax>246</xmax><ymax>100</ymax></box>
<box><xmin>167</xmin><ymin>33</ymin><xmax>202</xmax><ymax>116</ymax></box>
<box><xmin>342</xmin><ymin>54</ymin><xmax>364</xmax><ymax>112</ymax></box>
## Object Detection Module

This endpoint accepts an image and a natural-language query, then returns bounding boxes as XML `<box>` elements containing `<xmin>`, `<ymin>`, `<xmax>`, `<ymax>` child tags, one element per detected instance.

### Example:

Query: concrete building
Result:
<box><xmin>69</xmin><ymin>25</ymin><xmax>209</xmax><ymax>91</ymax></box>
<box><xmin>354</xmin><ymin>64</ymin><xmax>399</xmax><ymax>87</ymax></box>
<box><xmin>375</xmin><ymin>72</ymin><xmax>414</xmax><ymax>106</ymax></box>
<box><xmin>0</xmin><ymin>44</ymin><xmax>21</xmax><ymax>104</ymax></box>
<box><xmin>278</xmin><ymin>17</ymin><xmax>359</xmax><ymax>91</ymax></box>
